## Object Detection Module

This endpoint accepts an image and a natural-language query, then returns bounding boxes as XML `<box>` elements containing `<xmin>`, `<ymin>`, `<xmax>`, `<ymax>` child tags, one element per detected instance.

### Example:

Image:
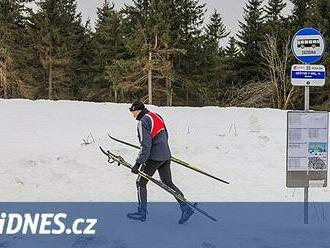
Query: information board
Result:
<box><xmin>286</xmin><ymin>111</ymin><xmax>329</xmax><ymax>187</ymax></box>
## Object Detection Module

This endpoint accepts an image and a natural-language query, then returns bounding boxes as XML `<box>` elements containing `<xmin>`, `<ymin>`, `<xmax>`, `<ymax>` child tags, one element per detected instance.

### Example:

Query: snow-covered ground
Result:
<box><xmin>1</xmin><ymin>99</ymin><xmax>330</xmax><ymax>248</ymax></box>
<box><xmin>1</xmin><ymin>98</ymin><xmax>329</xmax><ymax>202</ymax></box>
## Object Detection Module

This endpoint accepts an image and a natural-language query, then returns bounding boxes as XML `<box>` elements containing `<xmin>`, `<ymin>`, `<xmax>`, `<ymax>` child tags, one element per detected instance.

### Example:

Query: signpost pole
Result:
<box><xmin>289</xmin><ymin>27</ymin><xmax>327</xmax><ymax>225</ymax></box>
<box><xmin>304</xmin><ymin>187</ymin><xmax>308</xmax><ymax>224</ymax></box>
<box><xmin>305</xmin><ymin>85</ymin><xmax>309</xmax><ymax>111</ymax></box>
<box><xmin>304</xmin><ymin>85</ymin><xmax>309</xmax><ymax>224</ymax></box>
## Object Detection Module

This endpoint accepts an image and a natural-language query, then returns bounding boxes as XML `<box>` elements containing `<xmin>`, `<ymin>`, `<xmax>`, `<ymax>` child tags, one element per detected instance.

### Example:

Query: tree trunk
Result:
<box><xmin>11</xmin><ymin>85</ymin><xmax>16</xmax><ymax>98</ymax></box>
<box><xmin>169</xmin><ymin>88</ymin><xmax>173</xmax><ymax>106</ymax></box>
<box><xmin>166</xmin><ymin>78</ymin><xmax>173</xmax><ymax>106</ymax></box>
<box><xmin>48</xmin><ymin>60</ymin><xmax>53</xmax><ymax>100</ymax></box>
<box><xmin>114</xmin><ymin>89</ymin><xmax>118</xmax><ymax>103</ymax></box>
<box><xmin>148</xmin><ymin>51</ymin><xmax>152</xmax><ymax>104</ymax></box>
<box><xmin>0</xmin><ymin>68</ymin><xmax>4</xmax><ymax>98</ymax></box>
<box><xmin>0</xmin><ymin>64</ymin><xmax>9</xmax><ymax>99</ymax></box>
<box><xmin>120</xmin><ymin>89</ymin><xmax>124</xmax><ymax>101</ymax></box>
<box><xmin>3</xmin><ymin>69</ymin><xmax>8</xmax><ymax>99</ymax></box>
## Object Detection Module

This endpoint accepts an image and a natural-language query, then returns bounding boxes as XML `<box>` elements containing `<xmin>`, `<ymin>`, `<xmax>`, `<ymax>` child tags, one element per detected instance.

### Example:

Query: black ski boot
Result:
<box><xmin>178</xmin><ymin>205</ymin><xmax>194</xmax><ymax>224</ymax></box>
<box><xmin>127</xmin><ymin>207</ymin><xmax>147</xmax><ymax>222</ymax></box>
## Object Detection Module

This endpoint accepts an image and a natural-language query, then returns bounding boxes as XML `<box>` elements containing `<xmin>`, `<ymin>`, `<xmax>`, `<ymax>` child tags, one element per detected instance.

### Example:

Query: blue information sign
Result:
<box><xmin>291</xmin><ymin>64</ymin><xmax>326</xmax><ymax>86</ymax></box>
<box><xmin>291</xmin><ymin>27</ymin><xmax>326</xmax><ymax>64</ymax></box>
<box><xmin>291</xmin><ymin>71</ymin><xmax>326</xmax><ymax>79</ymax></box>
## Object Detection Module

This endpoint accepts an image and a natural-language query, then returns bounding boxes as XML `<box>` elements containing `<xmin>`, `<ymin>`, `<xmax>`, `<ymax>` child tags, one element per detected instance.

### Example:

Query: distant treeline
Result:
<box><xmin>0</xmin><ymin>0</ymin><xmax>329</xmax><ymax>109</ymax></box>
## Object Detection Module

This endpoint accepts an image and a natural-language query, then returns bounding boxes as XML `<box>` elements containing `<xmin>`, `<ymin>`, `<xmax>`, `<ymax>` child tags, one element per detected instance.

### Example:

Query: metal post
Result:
<box><xmin>304</xmin><ymin>85</ymin><xmax>309</xmax><ymax>224</ymax></box>
<box><xmin>304</xmin><ymin>187</ymin><xmax>309</xmax><ymax>224</ymax></box>
<box><xmin>305</xmin><ymin>85</ymin><xmax>309</xmax><ymax>111</ymax></box>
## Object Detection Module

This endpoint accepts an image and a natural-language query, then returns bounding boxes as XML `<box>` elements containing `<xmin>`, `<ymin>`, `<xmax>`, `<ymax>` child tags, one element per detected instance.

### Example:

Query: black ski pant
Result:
<box><xmin>136</xmin><ymin>159</ymin><xmax>186</xmax><ymax>212</ymax></box>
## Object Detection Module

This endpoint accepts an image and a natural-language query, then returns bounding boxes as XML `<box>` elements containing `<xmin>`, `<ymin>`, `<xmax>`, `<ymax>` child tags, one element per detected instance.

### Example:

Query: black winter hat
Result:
<box><xmin>129</xmin><ymin>100</ymin><xmax>145</xmax><ymax>111</ymax></box>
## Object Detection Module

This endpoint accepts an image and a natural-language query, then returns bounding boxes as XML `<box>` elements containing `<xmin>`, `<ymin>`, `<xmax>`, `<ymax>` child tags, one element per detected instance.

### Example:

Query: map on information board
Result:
<box><xmin>287</xmin><ymin>112</ymin><xmax>329</xmax><ymax>171</ymax></box>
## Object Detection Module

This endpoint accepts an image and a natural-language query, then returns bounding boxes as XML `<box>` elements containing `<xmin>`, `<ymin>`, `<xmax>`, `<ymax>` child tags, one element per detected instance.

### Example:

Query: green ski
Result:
<box><xmin>99</xmin><ymin>146</ymin><xmax>218</xmax><ymax>222</ymax></box>
<box><xmin>108</xmin><ymin>134</ymin><xmax>229</xmax><ymax>184</ymax></box>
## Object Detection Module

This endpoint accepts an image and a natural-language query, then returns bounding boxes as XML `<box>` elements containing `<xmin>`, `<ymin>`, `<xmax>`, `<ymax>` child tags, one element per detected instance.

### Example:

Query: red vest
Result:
<box><xmin>145</xmin><ymin>112</ymin><xmax>165</xmax><ymax>139</ymax></box>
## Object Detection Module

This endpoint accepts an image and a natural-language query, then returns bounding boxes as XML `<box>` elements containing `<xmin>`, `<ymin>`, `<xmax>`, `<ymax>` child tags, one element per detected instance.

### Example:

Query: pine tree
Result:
<box><xmin>121</xmin><ymin>0</ymin><xmax>166</xmax><ymax>104</ymax></box>
<box><xmin>237</xmin><ymin>0</ymin><xmax>265</xmax><ymax>83</ymax></box>
<box><xmin>205</xmin><ymin>9</ymin><xmax>229</xmax><ymax>52</ymax></box>
<box><xmin>0</xmin><ymin>0</ymin><xmax>30</xmax><ymax>98</ymax></box>
<box><xmin>222</xmin><ymin>36</ymin><xmax>239</xmax><ymax>96</ymax></box>
<box><xmin>305</xmin><ymin>0</ymin><xmax>330</xmax><ymax>109</ymax></box>
<box><xmin>264</xmin><ymin>0</ymin><xmax>288</xmax><ymax>37</ymax></box>
<box><xmin>163</xmin><ymin>0</ymin><xmax>207</xmax><ymax>106</ymax></box>
<box><xmin>290</xmin><ymin>0</ymin><xmax>312</xmax><ymax>28</ymax></box>
<box><xmin>263</xmin><ymin>0</ymin><xmax>290</xmax><ymax>72</ymax></box>
<box><xmin>225</xmin><ymin>37</ymin><xmax>239</xmax><ymax>58</ymax></box>
<box><xmin>93</xmin><ymin>2</ymin><xmax>125</xmax><ymax>62</ymax></box>
<box><xmin>121</xmin><ymin>0</ymin><xmax>196</xmax><ymax>105</ymax></box>
<box><xmin>264</xmin><ymin>0</ymin><xmax>286</xmax><ymax>24</ymax></box>
<box><xmin>72</xmin><ymin>20</ymin><xmax>94</xmax><ymax>100</ymax></box>
<box><xmin>89</xmin><ymin>1</ymin><xmax>126</xmax><ymax>101</ymax></box>
<box><xmin>28</xmin><ymin>0</ymin><xmax>86</xmax><ymax>100</ymax></box>
<box><xmin>201</xmin><ymin>9</ymin><xmax>229</xmax><ymax>104</ymax></box>
<box><xmin>166</xmin><ymin>0</ymin><xmax>206</xmax><ymax>105</ymax></box>
<box><xmin>224</xmin><ymin>36</ymin><xmax>239</xmax><ymax>84</ymax></box>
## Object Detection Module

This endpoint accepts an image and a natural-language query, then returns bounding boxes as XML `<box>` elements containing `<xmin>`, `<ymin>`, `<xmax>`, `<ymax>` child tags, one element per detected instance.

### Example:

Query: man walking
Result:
<box><xmin>127</xmin><ymin>100</ymin><xmax>194</xmax><ymax>224</ymax></box>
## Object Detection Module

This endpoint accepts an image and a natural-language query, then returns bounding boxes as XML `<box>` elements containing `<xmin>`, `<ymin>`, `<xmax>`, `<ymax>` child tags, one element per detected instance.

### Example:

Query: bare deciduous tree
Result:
<box><xmin>220</xmin><ymin>35</ymin><xmax>296</xmax><ymax>109</ymax></box>
<box><xmin>261</xmin><ymin>35</ymin><xmax>296</xmax><ymax>109</ymax></box>
<box><xmin>221</xmin><ymin>80</ymin><xmax>273</xmax><ymax>108</ymax></box>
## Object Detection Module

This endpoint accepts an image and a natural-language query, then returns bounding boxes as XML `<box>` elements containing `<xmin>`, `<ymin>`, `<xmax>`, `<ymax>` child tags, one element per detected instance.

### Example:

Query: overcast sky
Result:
<box><xmin>77</xmin><ymin>0</ymin><xmax>293</xmax><ymax>39</ymax></box>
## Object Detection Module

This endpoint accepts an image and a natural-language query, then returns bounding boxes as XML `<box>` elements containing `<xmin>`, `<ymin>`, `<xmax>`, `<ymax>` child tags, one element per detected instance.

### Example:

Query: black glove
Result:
<box><xmin>131</xmin><ymin>162</ymin><xmax>141</xmax><ymax>174</ymax></box>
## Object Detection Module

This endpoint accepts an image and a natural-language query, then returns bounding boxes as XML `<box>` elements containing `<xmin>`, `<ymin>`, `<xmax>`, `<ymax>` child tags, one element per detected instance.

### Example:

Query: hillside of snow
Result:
<box><xmin>1</xmin><ymin>99</ymin><xmax>329</xmax><ymax>202</ymax></box>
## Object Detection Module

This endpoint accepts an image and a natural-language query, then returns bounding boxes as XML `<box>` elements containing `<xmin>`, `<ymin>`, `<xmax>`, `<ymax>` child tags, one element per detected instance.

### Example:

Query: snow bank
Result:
<box><xmin>1</xmin><ymin>99</ymin><xmax>329</xmax><ymax>202</ymax></box>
